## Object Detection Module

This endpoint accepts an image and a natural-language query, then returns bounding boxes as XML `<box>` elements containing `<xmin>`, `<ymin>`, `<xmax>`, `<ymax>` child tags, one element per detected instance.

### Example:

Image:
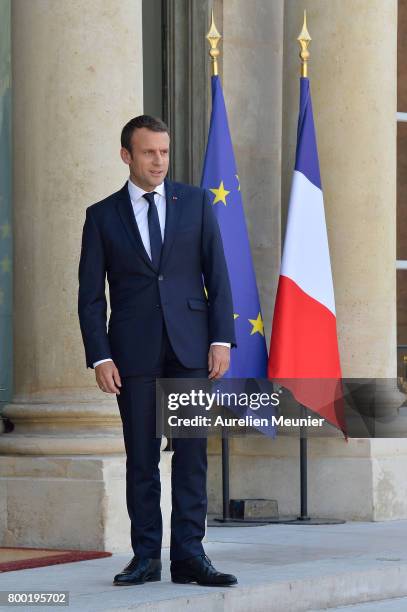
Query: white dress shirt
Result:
<box><xmin>128</xmin><ymin>178</ymin><xmax>166</xmax><ymax>258</ymax></box>
<box><xmin>93</xmin><ymin>178</ymin><xmax>230</xmax><ymax>367</ymax></box>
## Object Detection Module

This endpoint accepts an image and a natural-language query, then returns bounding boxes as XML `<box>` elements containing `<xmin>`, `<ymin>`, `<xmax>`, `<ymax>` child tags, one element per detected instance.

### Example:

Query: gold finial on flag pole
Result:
<box><xmin>297</xmin><ymin>10</ymin><xmax>311</xmax><ymax>77</ymax></box>
<box><xmin>206</xmin><ymin>9</ymin><xmax>221</xmax><ymax>76</ymax></box>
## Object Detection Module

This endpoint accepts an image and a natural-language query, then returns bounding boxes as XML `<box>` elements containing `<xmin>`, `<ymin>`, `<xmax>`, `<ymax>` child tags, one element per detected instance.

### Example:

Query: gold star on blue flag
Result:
<box><xmin>249</xmin><ymin>312</ymin><xmax>264</xmax><ymax>336</ymax></box>
<box><xmin>210</xmin><ymin>181</ymin><xmax>230</xmax><ymax>206</ymax></box>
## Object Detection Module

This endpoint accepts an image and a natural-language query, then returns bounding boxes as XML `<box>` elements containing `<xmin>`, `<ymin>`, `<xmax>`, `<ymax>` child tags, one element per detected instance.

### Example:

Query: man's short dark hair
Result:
<box><xmin>121</xmin><ymin>115</ymin><xmax>169</xmax><ymax>153</ymax></box>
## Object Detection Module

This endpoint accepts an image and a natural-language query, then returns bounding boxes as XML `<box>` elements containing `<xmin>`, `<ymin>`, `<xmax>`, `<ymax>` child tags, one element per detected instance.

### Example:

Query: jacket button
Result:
<box><xmin>158</xmin><ymin>274</ymin><xmax>164</xmax><ymax>281</ymax></box>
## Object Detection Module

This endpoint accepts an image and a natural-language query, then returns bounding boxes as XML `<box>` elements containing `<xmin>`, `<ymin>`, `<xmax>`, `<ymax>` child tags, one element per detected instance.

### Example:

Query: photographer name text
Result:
<box><xmin>168</xmin><ymin>415</ymin><xmax>325</xmax><ymax>428</ymax></box>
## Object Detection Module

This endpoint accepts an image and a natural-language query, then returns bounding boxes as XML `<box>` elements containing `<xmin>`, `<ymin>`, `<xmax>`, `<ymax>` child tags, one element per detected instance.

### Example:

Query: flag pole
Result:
<box><xmin>266</xmin><ymin>11</ymin><xmax>345</xmax><ymax>526</ymax></box>
<box><xmin>206</xmin><ymin>11</ymin><xmax>231</xmax><ymax>523</ymax></box>
<box><xmin>297</xmin><ymin>11</ymin><xmax>312</xmax><ymax>522</ymax></box>
<box><xmin>292</xmin><ymin>13</ymin><xmax>344</xmax><ymax>525</ymax></box>
<box><xmin>205</xmin><ymin>12</ymin><xmax>278</xmax><ymax>526</ymax></box>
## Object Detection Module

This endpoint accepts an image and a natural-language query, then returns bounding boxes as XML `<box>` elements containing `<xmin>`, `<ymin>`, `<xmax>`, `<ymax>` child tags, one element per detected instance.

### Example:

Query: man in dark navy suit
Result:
<box><xmin>78</xmin><ymin>115</ymin><xmax>237</xmax><ymax>587</ymax></box>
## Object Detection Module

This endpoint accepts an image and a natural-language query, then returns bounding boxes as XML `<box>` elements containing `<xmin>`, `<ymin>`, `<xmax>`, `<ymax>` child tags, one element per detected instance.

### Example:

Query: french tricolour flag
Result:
<box><xmin>268</xmin><ymin>77</ymin><xmax>345</xmax><ymax>432</ymax></box>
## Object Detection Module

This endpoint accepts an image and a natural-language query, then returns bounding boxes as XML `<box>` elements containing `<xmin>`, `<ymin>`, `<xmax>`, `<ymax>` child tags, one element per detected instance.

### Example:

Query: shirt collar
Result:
<box><xmin>128</xmin><ymin>178</ymin><xmax>166</xmax><ymax>203</ymax></box>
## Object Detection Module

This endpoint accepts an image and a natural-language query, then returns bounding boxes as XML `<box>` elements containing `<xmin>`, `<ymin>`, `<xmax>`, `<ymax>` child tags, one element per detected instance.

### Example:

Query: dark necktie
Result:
<box><xmin>143</xmin><ymin>191</ymin><xmax>162</xmax><ymax>268</ymax></box>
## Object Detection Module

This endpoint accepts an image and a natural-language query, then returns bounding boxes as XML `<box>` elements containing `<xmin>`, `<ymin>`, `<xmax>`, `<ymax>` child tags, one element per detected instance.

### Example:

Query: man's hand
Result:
<box><xmin>208</xmin><ymin>345</ymin><xmax>230</xmax><ymax>380</ymax></box>
<box><xmin>95</xmin><ymin>361</ymin><xmax>122</xmax><ymax>394</ymax></box>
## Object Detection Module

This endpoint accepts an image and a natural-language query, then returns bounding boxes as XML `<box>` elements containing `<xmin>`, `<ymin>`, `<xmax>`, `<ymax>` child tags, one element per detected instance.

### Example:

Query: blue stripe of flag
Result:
<box><xmin>295</xmin><ymin>77</ymin><xmax>322</xmax><ymax>190</ymax></box>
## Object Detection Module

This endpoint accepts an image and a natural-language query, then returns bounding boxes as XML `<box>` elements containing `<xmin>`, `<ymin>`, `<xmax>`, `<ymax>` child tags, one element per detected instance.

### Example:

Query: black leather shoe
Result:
<box><xmin>171</xmin><ymin>554</ymin><xmax>237</xmax><ymax>586</ymax></box>
<box><xmin>113</xmin><ymin>556</ymin><xmax>161</xmax><ymax>586</ymax></box>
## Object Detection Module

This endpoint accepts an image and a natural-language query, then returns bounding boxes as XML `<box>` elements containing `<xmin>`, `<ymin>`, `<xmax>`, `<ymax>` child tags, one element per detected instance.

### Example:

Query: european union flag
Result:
<box><xmin>201</xmin><ymin>75</ymin><xmax>268</xmax><ymax>379</ymax></box>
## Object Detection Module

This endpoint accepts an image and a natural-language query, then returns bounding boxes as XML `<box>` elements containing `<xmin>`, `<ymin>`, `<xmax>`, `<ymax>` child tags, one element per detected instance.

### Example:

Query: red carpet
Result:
<box><xmin>0</xmin><ymin>547</ymin><xmax>112</xmax><ymax>572</ymax></box>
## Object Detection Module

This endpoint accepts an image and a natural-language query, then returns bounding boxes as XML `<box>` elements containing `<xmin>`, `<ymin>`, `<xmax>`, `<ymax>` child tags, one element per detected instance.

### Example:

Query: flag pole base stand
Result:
<box><xmin>208</xmin><ymin>515</ymin><xmax>346</xmax><ymax>526</ymax></box>
<box><xmin>278</xmin><ymin>517</ymin><xmax>346</xmax><ymax>525</ymax></box>
<box><xmin>208</xmin><ymin>516</ymin><xmax>281</xmax><ymax>527</ymax></box>
<box><xmin>209</xmin><ymin>498</ymin><xmax>280</xmax><ymax>526</ymax></box>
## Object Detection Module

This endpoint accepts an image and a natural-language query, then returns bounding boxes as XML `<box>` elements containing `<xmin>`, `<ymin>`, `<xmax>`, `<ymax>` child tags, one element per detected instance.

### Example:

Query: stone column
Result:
<box><xmin>282</xmin><ymin>0</ymin><xmax>397</xmax><ymax>377</ymax></box>
<box><xmin>0</xmin><ymin>0</ymin><xmax>12</xmax><ymax>423</ymax></box>
<box><xmin>221</xmin><ymin>0</ymin><xmax>284</xmax><ymax>338</ymax></box>
<box><xmin>0</xmin><ymin>0</ymin><xmax>171</xmax><ymax>551</ymax></box>
<box><xmin>209</xmin><ymin>0</ymin><xmax>405</xmax><ymax>520</ymax></box>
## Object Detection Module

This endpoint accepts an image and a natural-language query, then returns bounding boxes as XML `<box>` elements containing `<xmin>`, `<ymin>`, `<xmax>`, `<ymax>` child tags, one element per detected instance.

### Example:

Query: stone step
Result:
<box><xmin>91</xmin><ymin>558</ymin><xmax>407</xmax><ymax>612</ymax></box>
<box><xmin>3</xmin><ymin>522</ymin><xmax>407</xmax><ymax>611</ymax></box>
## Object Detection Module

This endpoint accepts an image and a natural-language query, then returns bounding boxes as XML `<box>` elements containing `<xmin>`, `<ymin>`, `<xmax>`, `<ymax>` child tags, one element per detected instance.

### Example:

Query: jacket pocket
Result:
<box><xmin>187</xmin><ymin>298</ymin><xmax>208</xmax><ymax>311</ymax></box>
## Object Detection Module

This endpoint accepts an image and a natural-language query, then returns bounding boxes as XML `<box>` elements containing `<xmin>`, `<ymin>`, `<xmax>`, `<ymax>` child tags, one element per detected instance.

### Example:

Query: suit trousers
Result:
<box><xmin>116</xmin><ymin>321</ymin><xmax>208</xmax><ymax>561</ymax></box>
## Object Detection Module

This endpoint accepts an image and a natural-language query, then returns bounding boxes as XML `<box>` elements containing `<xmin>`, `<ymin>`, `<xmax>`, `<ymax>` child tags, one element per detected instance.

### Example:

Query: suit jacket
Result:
<box><xmin>78</xmin><ymin>179</ymin><xmax>236</xmax><ymax>377</ymax></box>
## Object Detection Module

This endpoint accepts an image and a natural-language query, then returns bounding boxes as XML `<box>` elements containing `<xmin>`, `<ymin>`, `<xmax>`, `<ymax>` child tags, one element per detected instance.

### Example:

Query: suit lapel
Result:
<box><xmin>161</xmin><ymin>179</ymin><xmax>182</xmax><ymax>267</ymax></box>
<box><xmin>116</xmin><ymin>183</ymin><xmax>156</xmax><ymax>272</ymax></box>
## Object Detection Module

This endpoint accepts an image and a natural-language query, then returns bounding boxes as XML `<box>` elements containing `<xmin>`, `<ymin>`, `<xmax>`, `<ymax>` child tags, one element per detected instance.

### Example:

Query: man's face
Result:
<box><xmin>121</xmin><ymin>127</ymin><xmax>170</xmax><ymax>191</ymax></box>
